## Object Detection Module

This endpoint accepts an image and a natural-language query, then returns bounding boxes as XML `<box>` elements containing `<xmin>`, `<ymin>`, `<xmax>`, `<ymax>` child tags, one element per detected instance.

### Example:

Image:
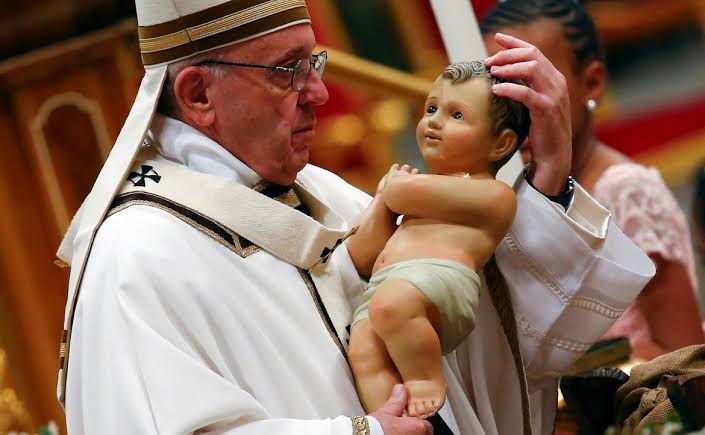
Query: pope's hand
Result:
<box><xmin>369</xmin><ymin>384</ymin><xmax>433</xmax><ymax>434</ymax></box>
<box><xmin>485</xmin><ymin>32</ymin><xmax>572</xmax><ymax>196</ymax></box>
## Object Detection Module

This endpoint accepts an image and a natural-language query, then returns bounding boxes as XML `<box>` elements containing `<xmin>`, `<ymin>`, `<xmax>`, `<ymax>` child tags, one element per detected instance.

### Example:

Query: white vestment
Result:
<box><xmin>64</xmin><ymin>115</ymin><xmax>654</xmax><ymax>435</ymax></box>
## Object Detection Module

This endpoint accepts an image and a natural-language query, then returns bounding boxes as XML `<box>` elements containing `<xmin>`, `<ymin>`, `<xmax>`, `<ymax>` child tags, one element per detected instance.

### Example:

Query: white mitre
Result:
<box><xmin>55</xmin><ymin>0</ymin><xmax>310</xmax><ymax>405</ymax></box>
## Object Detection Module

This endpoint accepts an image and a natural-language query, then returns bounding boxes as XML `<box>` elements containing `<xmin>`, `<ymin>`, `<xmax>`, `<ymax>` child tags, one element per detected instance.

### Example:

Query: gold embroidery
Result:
<box><xmin>139</xmin><ymin>30</ymin><xmax>191</xmax><ymax>53</ymax></box>
<box><xmin>571</xmin><ymin>296</ymin><xmax>625</xmax><ymax>319</ymax></box>
<box><xmin>298</xmin><ymin>269</ymin><xmax>347</xmax><ymax>359</ymax></box>
<box><xmin>252</xmin><ymin>180</ymin><xmax>272</xmax><ymax>192</ymax></box>
<box><xmin>59</xmin><ymin>329</ymin><xmax>68</xmax><ymax>368</ymax></box>
<box><xmin>351</xmin><ymin>416</ymin><xmax>370</xmax><ymax>435</ymax></box>
<box><xmin>108</xmin><ymin>197</ymin><xmax>261</xmax><ymax>258</ymax></box>
<box><xmin>253</xmin><ymin>180</ymin><xmax>303</xmax><ymax>209</ymax></box>
<box><xmin>54</xmin><ymin>259</ymin><xmax>69</xmax><ymax>268</ymax></box>
<box><xmin>59</xmin><ymin>330</ymin><xmax>68</xmax><ymax>357</ymax></box>
<box><xmin>276</xmin><ymin>188</ymin><xmax>301</xmax><ymax>208</ymax></box>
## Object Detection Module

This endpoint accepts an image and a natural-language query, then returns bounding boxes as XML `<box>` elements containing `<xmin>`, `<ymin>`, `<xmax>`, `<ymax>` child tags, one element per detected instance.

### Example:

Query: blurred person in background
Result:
<box><xmin>693</xmin><ymin>165</ymin><xmax>705</xmax><ymax>258</ymax></box>
<box><xmin>482</xmin><ymin>0</ymin><xmax>705</xmax><ymax>360</ymax></box>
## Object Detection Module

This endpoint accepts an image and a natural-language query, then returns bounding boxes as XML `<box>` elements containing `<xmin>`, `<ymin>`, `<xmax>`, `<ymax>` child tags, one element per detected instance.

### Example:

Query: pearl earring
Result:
<box><xmin>586</xmin><ymin>99</ymin><xmax>597</xmax><ymax>112</ymax></box>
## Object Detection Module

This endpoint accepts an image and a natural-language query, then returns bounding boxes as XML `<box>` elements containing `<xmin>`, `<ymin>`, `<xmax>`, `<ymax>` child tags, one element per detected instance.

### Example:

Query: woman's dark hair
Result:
<box><xmin>481</xmin><ymin>0</ymin><xmax>604</xmax><ymax>69</ymax></box>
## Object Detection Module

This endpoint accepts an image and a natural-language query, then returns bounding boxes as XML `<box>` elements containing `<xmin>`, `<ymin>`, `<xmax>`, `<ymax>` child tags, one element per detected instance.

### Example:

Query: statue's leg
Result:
<box><xmin>349</xmin><ymin>318</ymin><xmax>402</xmax><ymax>413</ymax></box>
<box><xmin>369</xmin><ymin>278</ymin><xmax>446</xmax><ymax>418</ymax></box>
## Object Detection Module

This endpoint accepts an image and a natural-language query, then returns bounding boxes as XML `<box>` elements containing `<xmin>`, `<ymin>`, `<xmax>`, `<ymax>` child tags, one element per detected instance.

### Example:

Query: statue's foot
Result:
<box><xmin>405</xmin><ymin>379</ymin><xmax>446</xmax><ymax>418</ymax></box>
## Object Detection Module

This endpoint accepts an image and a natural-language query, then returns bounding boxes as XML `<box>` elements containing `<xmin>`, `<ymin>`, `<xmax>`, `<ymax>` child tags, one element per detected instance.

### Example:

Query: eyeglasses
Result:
<box><xmin>194</xmin><ymin>51</ymin><xmax>327</xmax><ymax>92</ymax></box>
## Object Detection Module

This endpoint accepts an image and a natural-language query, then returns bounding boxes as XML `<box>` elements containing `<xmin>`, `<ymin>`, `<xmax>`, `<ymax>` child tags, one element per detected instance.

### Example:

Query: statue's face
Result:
<box><xmin>416</xmin><ymin>76</ymin><xmax>498</xmax><ymax>176</ymax></box>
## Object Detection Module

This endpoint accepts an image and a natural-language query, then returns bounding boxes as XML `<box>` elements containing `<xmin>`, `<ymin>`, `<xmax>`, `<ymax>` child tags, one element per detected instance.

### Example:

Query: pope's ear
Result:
<box><xmin>173</xmin><ymin>66</ymin><xmax>216</xmax><ymax>128</ymax></box>
<box><xmin>490</xmin><ymin>128</ymin><xmax>518</xmax><ymax>163</ymax></box>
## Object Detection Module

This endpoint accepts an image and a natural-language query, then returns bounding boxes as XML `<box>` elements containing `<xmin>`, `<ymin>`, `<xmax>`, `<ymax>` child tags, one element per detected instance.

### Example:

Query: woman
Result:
<box><xmin>481</xmin><ymin>0</ymin><xmax>704</xmax><ymax>359</ymax></box>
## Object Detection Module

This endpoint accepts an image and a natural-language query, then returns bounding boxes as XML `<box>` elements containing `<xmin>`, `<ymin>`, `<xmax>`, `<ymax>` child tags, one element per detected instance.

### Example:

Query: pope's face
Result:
<box><xmin>210</xmin><ymin>24</ymin><xmax>329</xmax><ymax>185</ymax></box>
<box><xmin>416</xmin><ymin>76</ymin><xmax>498</xmax><ymax>176</ymax></box>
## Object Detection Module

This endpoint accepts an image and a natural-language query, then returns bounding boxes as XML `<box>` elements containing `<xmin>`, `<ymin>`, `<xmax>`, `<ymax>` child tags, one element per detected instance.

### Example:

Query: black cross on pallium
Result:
<box><xmin>320</xmin><ymin>237</ymin><xmax>344</xmax><ymax>264</ymax></box>
<box><xmin>128</xmin><ymin>165</ymin><xmax>162</xmax><ymax>187</ymax></box>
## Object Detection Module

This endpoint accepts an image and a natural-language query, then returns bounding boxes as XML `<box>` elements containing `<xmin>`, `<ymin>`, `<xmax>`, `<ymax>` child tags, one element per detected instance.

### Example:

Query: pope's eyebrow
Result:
<box><xmin>272</xmin><ymin>47</ymin><xmax>307</xmax><ymax>66</ymax></box>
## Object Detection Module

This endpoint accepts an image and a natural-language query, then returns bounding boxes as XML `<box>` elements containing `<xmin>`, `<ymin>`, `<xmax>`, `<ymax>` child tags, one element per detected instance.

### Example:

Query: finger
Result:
<box><xmin>422</xmin><ymin>419</ymin><xmax>434</xmax><ymax>435</ymax></box>
<box><xmin>411</xmin><ymin>168</ymin><xmax>420</xmax><ymax>174</ymax></box>
<box><xmin>491</xmin><ymin>82</ymin><xmax>545</xmax><ymax>111</ymax></box>
<box><xmin>390</xmin><ymin>163</ymin><xmax>400</xmax><ymax>171</ymax></box>
<box><xmin>381</xmin><ymin>384</ymin><xmax>407</xmax><ymax>416</ymax></box>
<box><xmin>485</xmin><ymin>47</ymin><xmax>537</xmax><ymax>67</ymax></box>
<box><xmin>401</xmin><ymin>164</ymin><xmax>411</xmax><ymax>173</ymax></box>
<box><xmin>377</xmin><ymin>177</ymin><xmax>387</xmax><ymax>191</ymax></box>
<box><xmin>493</xmin><ymin>32</ymin><xmax>534</xmax><ymax>50</ymax></box>
<box><xmin>490</xmin><ymin>61</ymin><xmax>543</xmax><ymax>84</ymax></box>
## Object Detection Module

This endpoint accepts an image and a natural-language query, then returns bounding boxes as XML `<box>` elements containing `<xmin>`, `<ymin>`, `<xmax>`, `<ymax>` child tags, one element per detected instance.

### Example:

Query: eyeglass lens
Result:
<box><xmin>292</xmin><ymin>52</ymin><xmax>326</xmax><ymax>92</ymax></box>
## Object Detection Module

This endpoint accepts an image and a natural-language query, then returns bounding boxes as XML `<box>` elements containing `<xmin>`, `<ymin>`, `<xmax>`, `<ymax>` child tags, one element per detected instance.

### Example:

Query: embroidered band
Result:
<box><xmin>254</xmin><ymin>181</ymin><xmax>310</xmax><ymax>216</ymax></box>
<box><xmin>138</xmin><ymin>0</ymin><xmax>309</xmax><ymax>65</ymax></box>
<box><xmin>107</xmin><ymin>184</ymin><xmax>312</xmax><ymax>258</ymax></box>
<box><xmin>109</xmin><ymin>192</ymin><xmax>262</xmax><ymax>257</ymax></box>
<box><xmin>299</xmin><ymin>270</ymin><xmax>347</xmax><ymax>359</ymax></box>
<box><xmin>517</xmin><ymin>314</ymin><xmax>592</xmax><ymax>354</ymax></box>
<box><xmin>59</xmin><ymin>330</ymin><xmax>68</xmax><ymax>369</ymax></box>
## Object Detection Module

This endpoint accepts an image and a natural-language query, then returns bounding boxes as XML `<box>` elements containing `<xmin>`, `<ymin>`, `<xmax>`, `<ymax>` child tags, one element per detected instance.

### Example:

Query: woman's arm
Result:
<box><xmin>638</xmin><ymin>254</ymin><xmax>705</xmax><ymax>354</ymax></box>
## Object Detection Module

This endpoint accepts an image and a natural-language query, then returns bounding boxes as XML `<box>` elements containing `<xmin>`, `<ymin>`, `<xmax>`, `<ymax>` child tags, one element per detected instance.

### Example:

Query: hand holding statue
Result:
<box><xmin>369</xmin><ymin>385</ymin><xmax>434</xmax><ymax>435</ymax></box>
<box><xmin>485</xmin><ymin>32</ymin><xmax>572</xmax><ymax>195</ymax></box>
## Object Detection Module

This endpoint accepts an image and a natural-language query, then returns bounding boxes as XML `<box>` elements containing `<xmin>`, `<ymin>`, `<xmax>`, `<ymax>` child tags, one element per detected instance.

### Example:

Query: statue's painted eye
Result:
<box><xmin>426</xmin><ymin>105</ymin><xmax>437</xmax><ymax>114</ymax></box>
<box><xmin>453</xmin><ymin>111</ymin><xmax>464</xmax><ymax>120</ymax></box>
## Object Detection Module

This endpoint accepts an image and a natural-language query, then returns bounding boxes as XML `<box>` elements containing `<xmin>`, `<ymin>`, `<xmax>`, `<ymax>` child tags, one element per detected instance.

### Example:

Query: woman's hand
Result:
<box><xmin>485</xmin><ymin>32</ymin><xmax>572</xmax><ymax>195</ymax></box>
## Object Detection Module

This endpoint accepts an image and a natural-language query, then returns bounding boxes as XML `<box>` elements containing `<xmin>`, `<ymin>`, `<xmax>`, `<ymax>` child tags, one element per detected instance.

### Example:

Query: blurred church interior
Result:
<box><xmin>1</xmin><ymin>0</ymin><xmax>705</xmax><ymax>433</ymax></box>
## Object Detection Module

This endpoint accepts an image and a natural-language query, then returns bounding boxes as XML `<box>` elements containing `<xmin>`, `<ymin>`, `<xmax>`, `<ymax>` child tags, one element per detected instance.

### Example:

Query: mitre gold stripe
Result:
<box><xmin>139</xmin><ymin>0</ymin><xmax>308</xmax><ymax>54</ymax></box>
<box><xmin>140</xmin><ymin>30</ymin><xmax>192</xmax><ymax>53</ymax></box>
<box><xmin>190</xmin><ymin>0</ymin><xmax>307</xmax><ymax>40</ymax></box>
<box><xmin>140</xmin><ymin>8</ymin><xmax>308</xmax><ymax>66</ymax></box>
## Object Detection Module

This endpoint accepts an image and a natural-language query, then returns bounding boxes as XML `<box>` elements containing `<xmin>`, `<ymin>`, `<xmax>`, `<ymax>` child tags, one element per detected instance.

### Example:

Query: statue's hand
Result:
<box><xmin>378</xmin><ymin>163</ymin><xmax>419</xmax><ymax>195</ymax></box>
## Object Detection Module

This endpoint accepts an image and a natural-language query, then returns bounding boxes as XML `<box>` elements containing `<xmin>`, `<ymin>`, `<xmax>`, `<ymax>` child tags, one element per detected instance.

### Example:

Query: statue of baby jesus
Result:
<box><xmin>346</xmin><ymin>60</ymin><xmax>531</xmax><ymax>418</ymax></box>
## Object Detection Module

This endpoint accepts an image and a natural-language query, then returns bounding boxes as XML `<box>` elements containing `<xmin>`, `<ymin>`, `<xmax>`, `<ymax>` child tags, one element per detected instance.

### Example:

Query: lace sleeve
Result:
<box><xmin>593</xmin><ymin>163</ymin><xmax>697</xmax><ymax>288</ymax></box>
